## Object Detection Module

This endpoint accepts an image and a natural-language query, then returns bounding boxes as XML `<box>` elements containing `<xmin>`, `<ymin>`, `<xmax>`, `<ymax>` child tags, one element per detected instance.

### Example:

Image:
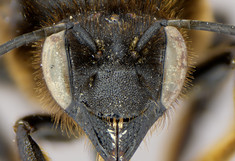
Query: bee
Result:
<box><xmin>0</xmin><ymin>0</ymin><xmax>234</xmax><ymax>161</ymax></box>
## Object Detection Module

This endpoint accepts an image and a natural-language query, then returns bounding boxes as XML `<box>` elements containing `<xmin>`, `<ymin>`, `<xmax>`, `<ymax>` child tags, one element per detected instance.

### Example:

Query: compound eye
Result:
<box><xmin>42</xmin><ymin>31</ymin><xmax>72</xmax><ymax>110</ymax></box>
<box><xmin>161</xmin><ymin>26</ymin><xmax>188</xmax><ymax>109</ymax></box>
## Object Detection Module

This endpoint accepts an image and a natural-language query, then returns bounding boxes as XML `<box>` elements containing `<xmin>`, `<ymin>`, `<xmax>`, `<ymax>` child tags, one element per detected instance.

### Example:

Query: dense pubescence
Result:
<box><xmin>16</xmin><ymin>0</ymin><xmax>199</xmax><ymax>31</ymax></box>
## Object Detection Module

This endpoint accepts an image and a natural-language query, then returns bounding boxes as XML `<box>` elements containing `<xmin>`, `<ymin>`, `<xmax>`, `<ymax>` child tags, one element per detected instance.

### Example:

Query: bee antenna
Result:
<box><xmin>136</xmin><ymin>19</ymin><xmax>235</xmax><ymax>52</ymax></box>
<box><xmin>0</xmin><ymin>22</ymin><xmax>74</xmax><ymax>56</ymax></box>
<box><xmin>136</xmin><ymin>22</ymin><xmax>162</xmax><ymax>51</ymax></box>
<box><xmin>162</xmin><ymin>19</ymin><xmax>235</xmax><ymax>35</ymax></box>
<box><xmin>72</xmin><ymin>24</ymin><xmax>97</xmax><ymax>52</ymax></box>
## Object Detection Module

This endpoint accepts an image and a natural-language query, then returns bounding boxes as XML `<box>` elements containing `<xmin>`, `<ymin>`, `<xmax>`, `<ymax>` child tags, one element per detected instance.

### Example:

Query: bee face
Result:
<box><xmin>42</xmin><ymin>12</ymin><xmax>168</xmax><ymax>160</ymax></box>
<box><xmin>1</xmin><ymin>0</ymin><xmax>223</xmax><ymax>161</ymax></box>
<box><xmin>41</xmin><ymin>10</ymin><xmax>189</xmax><ymax>160</ymax></box>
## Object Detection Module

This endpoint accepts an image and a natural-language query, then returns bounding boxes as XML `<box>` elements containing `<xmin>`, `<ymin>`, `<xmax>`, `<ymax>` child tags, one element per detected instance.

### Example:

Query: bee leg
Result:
<box><xmin>14</xmin><ymin>115</ymin><xmax>51</xmax><ymax>161</ymax></box>
<box><xmin>14</xmin><ymin>114</ymin><xmax>79</xmax><ymax>161</ymax></box>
